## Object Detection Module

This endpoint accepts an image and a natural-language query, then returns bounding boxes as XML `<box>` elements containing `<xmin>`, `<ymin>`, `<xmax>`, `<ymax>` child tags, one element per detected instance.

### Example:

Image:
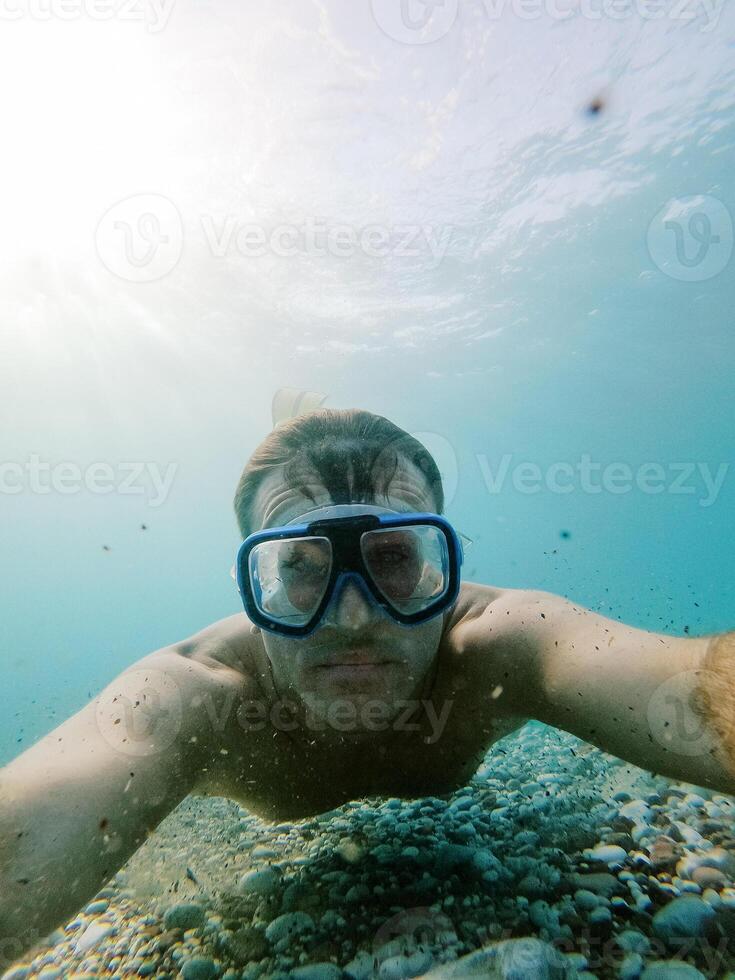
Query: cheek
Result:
<box><xmin>264</xmin><ymin>637</ymin><xmax>317</xmax><ymax>678</ymax></box>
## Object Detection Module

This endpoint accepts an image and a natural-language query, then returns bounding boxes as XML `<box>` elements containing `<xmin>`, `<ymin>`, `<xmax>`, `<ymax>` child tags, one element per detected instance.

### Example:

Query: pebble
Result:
<box><xmin>83</xmin><ymin>900</ymin><xmax>109</xmax><ymax>915</ymax></box>
<box><xmin>618</xmin><ymin>952</ymin><xmax>644</xmax><ymax>979</ymax></box>
<box><xmin>237</xmin><ymin>866</ymin><xmax>282</xmax><ymax>897</ymax></box>
<box><xmin>569</xmin><ymin>873</ymin><xmax>621</xmax><ymax>898</ymax></box>
<box><xmin>618</xmin><ymin>800</ymin><xmax>652</xmax><ymax>824</ymax></box>
<box><xmin>344</xmin><ymin>951</ymin><xmax>377</xmax><ymax>980</ymax></box>
<box><xmin>573</xmin><ymin>889</ymin><xmax>599</xmax><ymax>912</ymax></box>
<box><xmin>651</xmin><ymin>895</ymin><xmax>716</xmax><ymax>943</ymax></box>
<box><xmin>73</xmin><ymin>921</ymin><xmax>115</xmax><ymax>955</ymax></box>
<box><xmin>588</xmin><ymin>906</ymin><xmax>612</xmax><ymax>925</ymax></box>
<box><xmin>180</xmin><ymin>957</ymin><xmax>218</xmax><ymax>980</ymax></box>
<box><xmin>378</xmin><ymin>950</ymin><xmax>432</xmax><ymax>979</ymax></box>
<box><xmin>640</xmin><ymin>963</ymin><xmax>705</xmax><ymax>979</ymax></box>
<box><xmin>5</xmin><ymin>733</ymin><xmax>735</xmax><ymax>980</ymax></box>
<box><xmin>417</xmin><ymin>937</ymin><xmax>567</xmax><ymax>978</ymax></box>
<box><xmin>264</xmin><ymin>912</ymin><xmax>315</xmax><ymax>947</ymax></box>
<box><xmin>691</xmin><ymin>865</ymin><xmax>728</xmax><ymax>889</ymax></box>
<box><xmin>291</xmin><ymin>964</ymin><xmax>344</xmax><ymax>980</ymax></box>
<box><xmin>162</xmin><ymin>903</ymin><xmax>206</xmax><ymax>932</ymax></box>
<box><xmin>615</xmin><ymin>930</ymin><xmax>651</xmax><ymax>955</ymax></box>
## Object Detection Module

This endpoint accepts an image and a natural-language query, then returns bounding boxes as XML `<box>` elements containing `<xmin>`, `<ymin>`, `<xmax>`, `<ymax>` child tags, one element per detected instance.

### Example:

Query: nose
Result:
<box><xmin>323</xmin><ymin>575</ymin><xmax>379</xmax><ymax>631</ymax></box>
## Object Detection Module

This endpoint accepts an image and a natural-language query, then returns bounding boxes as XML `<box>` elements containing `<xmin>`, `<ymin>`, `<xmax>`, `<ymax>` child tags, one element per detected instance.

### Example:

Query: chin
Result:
<box><xmin>301</xmin><ymin>682</ymin><xmax>414</xmax><ymax>737</ymax></box>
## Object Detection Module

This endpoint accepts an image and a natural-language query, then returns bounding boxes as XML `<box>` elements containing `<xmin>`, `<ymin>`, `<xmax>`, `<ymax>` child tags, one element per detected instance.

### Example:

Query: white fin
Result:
<box><xmin>271</xmin><ymin>388</ymin><xmax>328</xmax><ymax>428</ymax></box>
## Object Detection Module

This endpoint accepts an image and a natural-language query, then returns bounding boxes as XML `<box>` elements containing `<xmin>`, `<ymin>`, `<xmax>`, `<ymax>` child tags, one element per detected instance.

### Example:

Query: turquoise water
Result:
<box><xmin>1</xmin><ymin>0</ymin><xmax>733</xmax><ymax>763</ymax></box>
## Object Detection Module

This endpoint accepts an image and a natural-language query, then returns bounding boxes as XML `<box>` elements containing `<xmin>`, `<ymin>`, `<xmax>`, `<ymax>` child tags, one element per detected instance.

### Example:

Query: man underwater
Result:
<box><xmin>2</xmin><ymin>407</ymin><xmax>735</xmax><ymax>957</ymax></box>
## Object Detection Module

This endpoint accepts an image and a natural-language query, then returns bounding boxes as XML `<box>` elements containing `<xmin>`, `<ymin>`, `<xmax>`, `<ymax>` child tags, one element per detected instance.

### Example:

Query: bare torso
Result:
<box><xmin>185</xmin><ymin>582</ymin><xmax>528</xmax><ymax>820</ymax></box>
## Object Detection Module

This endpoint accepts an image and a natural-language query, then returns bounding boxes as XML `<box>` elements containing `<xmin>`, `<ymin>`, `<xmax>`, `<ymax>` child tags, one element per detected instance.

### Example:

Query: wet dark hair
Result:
<box><xmin>234</xmin><ymin>408</ymin><xmax>444</xmax><ymax>538</ymax></box>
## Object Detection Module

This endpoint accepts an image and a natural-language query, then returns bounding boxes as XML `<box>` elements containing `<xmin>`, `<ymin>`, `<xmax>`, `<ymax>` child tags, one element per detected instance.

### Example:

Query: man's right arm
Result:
<box><xmin>0</xmin><ymin>641</ymin><xmax>251</xmax><ymax>967</ymax></box>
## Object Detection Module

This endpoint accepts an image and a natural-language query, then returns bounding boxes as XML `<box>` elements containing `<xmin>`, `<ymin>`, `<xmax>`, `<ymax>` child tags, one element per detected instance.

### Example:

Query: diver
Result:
<box><xmin>1</xmin><ymin>407</ymin><xmax>734</xmax><ymax>959</ymax></box>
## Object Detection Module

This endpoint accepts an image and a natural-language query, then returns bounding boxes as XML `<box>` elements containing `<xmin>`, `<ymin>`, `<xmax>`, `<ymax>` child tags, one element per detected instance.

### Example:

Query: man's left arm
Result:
<box><xmin>480</xmin><ymin>589</ymin><xmax>735</xmax><ymax>795</ymax></box>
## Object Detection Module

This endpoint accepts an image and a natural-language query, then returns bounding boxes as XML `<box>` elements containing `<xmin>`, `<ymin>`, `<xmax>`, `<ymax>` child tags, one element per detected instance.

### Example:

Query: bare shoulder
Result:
<box><xmin>135</xmin><ymin>613</ymin><xmax>262</xmax><ymax>704</ymax></box>
<box><xmin>438</xmin><ymin>582</ymin><xmax>542</xmax><ymax>720</ymax></box>
<box><xmin>446</xmin><ymin>581</ymin><xmax>549</xmax><ymax>638</ymax></box>
<box><xmin>171</xmin><ymin>613</ymin><xmax>258</xmax><ymax>674</ymax></box>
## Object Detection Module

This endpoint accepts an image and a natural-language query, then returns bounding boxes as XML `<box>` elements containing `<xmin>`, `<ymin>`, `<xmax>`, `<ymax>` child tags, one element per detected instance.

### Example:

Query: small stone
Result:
<box><xmin>344</xmin><ymin>950</ymin><xmax>377</xmax><ymax>980</ymax></box>
<box><xmin>379</xmin><ymin>950</ymin><xmax>432</xmax><ymax>979</ymax></box>
<box><xmin>416</xmin><ymin>936</ymin><xmax>567</xmax><ymax>978</ymax></box>
<box><xmin>691</xmin><ymin>866</ymin><xmax>728</xmax><ymax>889</ymax></box>
<box><xmin>640</xmin><ymin>962</ymin><xmax>705</xmax><ymax>979</ymax></box>
<box><xmin>573</xmin><ymin>890</ymin><xmax>599</xmax><ymax>912</ymax></box>
<box><xmin>84</xmin><ymin>899</ymin><xmax>110</xmax><ymax>915</ymax></box>
<box><xmin>652</xmin><ymin>895</ymin><xmax>716</xmax><ymax>944</ymax></box>
<box><xmin>180</xmin><ymin>956</ymin><xmax>218</xmax><ymax>980</ymax></box>
<box><xmin>163</xmin><ymin>903</ymin><xmax>206</xmax><ymax>932</ymax></box>
<box><xmin>588</xmin><ymin>906</ymin><xmax>612</xmax><ymax>925</ymax></box>
<box><xmin>264</xmin><ymin>911</ymin><xmax>315</xmax><ymax>946</ymax></box>
<box><xmin>345</xmin><ymin>883</ymin><xmax>371</xmax><ymax>904</ymax></box>
<box><xmin>618</xmin><ymin>952</ymin><xmax>644</xmax><ymax>979</ymax></box>
<box><xmin>290</xmin><ymin>964</ymin><xmax>344</xmax><ymax>980</ymax></box>
<box><xmin>619</xmin><ymin>801</ymin><xmax>652</xmax><ymax>824</ymax></box>
<box><xmin>74</xmin><ymin>920</ymin><xmax>115</xmax><ymax>954</ymax></box>
<box><xmin>569</xmin><ymin>873</ymin><xmax>622</xmax><ymax>898</ymax></box>
<box><xmin>648</xmin><ymin>837</ymin><xmax>677</xmax><ymax>871</ymax></box>
<box><xmin>237</xmin><ymin>867</ymin><xmax>281</xmax><ymax>897</ymax></box>
<box><xmin>583</xmin><ymin>844</ymin><xmax>628</xmax><ymax>867</ymax></box>
<box><xmin>615</xmin><ymin>930</ymin><xmax>651</xmax><ymax>955</ymax></box>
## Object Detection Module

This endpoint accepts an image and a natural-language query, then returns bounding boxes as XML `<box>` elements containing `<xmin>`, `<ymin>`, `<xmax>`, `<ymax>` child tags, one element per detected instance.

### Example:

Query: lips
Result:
<box><xmin>316</xmin><ymin>657</ymin><xmax>391</xmax><ymax>668</ymax></box>
<box><xmin>314</xmin><ymin>649</ymin><xmax>393</xmax><ymax>668</ymax></box>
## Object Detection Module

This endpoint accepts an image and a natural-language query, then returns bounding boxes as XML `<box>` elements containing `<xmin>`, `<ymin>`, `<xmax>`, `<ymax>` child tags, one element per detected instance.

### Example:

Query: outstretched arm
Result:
<box><xmin>467</xmin><ymin>588</ymin><xmax>735</xmax><ymax>794</ymax></box>
<box><xmin>0</xmin><ymin>644</ymin><xmax>249</xmax><ymax>966</ymax></box>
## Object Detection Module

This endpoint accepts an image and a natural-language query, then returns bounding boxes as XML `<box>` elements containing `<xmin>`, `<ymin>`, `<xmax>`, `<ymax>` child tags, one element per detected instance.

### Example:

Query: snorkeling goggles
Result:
<box><xmin>233</xmin><ymin>503</ymin><xmax>469</xmax><ymax>638</ymax></box>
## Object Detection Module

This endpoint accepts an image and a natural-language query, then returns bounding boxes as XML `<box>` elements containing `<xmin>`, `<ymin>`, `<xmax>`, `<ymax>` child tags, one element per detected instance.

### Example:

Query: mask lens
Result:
<box><xmin>248</xmin><ymin>536</ymin><xmax>332</xmax><ymax>625</ymax></box>
<box><xmin>360</xmin><ymin>524</ymin><xmax>449</xmax><ymax>614</ymax></box>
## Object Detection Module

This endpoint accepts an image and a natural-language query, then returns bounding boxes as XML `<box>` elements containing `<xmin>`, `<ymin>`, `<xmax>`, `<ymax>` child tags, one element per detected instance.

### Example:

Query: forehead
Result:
<box><xmin>252</xmin><ymin>456</ymin><xmax>435</xmax><ymax>530</ymax></box>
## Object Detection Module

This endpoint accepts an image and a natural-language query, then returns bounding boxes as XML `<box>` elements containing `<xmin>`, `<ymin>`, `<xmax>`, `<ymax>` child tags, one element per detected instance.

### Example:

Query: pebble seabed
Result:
<box><xmin>4</xmin><ymin>723</ymin><xmax>735</xmax><ymax>980</ymax></box>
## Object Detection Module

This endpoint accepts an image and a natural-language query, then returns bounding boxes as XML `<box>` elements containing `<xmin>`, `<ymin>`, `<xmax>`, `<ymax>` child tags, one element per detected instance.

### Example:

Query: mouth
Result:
<box><xmin>315</xmin><ymin>662</ymin><xmax>393</xmax><ymax>685</ymax></box>
<box><xmin>312</xmin><ymin>648</ymin><xmax>396</xmax><ymax>680</ymax></box>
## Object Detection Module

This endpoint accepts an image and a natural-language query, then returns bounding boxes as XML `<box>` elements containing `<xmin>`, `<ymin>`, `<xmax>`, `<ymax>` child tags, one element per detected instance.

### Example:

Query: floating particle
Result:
<box><xmin>559</xmin><ymin>530</ymin><xmax>571</xmax><ymax>539</ymax></box>
<box><xmin>586</xmin><ymin>95</ymin><xmax>605</xmax><ymax>116</ymax></box>
<box><xmin>141</xmin><ymin>524</ymin><xmax>147</xmax><ymax>530</ymax></box>
<box><xmin>102</xmin><ymin>545</ymin><xmax>111</xmax><ymax>551</ymax></box>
